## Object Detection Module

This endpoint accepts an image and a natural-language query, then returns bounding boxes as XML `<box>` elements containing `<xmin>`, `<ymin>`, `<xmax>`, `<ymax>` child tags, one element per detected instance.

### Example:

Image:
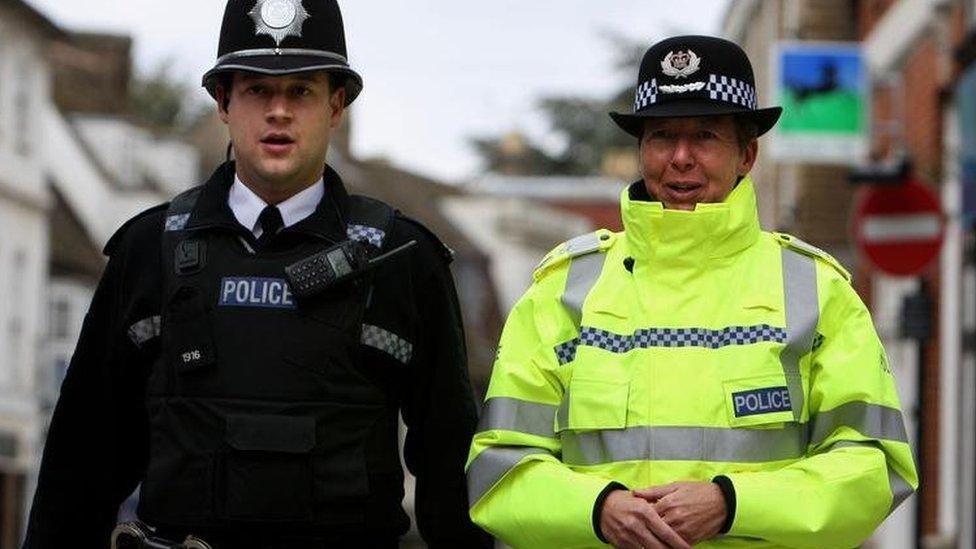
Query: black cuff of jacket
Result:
<box><xmin>712</xmin><ymin>475</ymin><xmax>736</xmax><ymax>534</ymax></box>
<box><xmin>592</xmin><ymin>481</ymin><xmax>628</xmax><ymax>543</ymax></box>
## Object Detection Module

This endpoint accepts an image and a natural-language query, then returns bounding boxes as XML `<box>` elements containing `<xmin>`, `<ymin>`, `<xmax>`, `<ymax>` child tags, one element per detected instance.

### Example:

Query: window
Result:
<box><xmin>51</xmin><ymin>298</ymin><xmax>71</xmax><ymax>339</ymax></box>
<box><xmin>0</xmin><ymin>243</ymin><xmax>5</xmax><ymax>384</ymax></box>
<box><xmin>15</xmin><ymin>61</ymin><xmax>31</xmax><ymax>156</ymax></box>
<box><xmin>7</xmin><ymin>250</ymin><xmax>26</xmax><ymax>371</ymax></box>
<box><xmin>0</xmin><ymin>31</ymin><xmax>5</xmax><ymax>144</ymax></box>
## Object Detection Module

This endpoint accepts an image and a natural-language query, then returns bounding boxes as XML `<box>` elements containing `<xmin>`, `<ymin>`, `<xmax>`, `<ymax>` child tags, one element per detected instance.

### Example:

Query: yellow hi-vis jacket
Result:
<box><xmin>466</xmin><ymin>178</ymin><xmax>917</xmax><ymax>548</ymax></box>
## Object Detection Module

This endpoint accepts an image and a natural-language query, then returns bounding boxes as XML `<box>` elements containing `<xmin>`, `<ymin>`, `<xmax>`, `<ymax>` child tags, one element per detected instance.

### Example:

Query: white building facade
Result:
<box><xmin>0</xmin><ymin>3</ymin><xmax>56</xmax><ymax>542</ymax></box>
<box><xmin>0</xmin><ymin>2</ymin><xmax>200</xmax><ymax>543</ymax></box>
<box><xmin>444</xmin><ymin>175</ymin><xmax>623</xmax><ymax>312</ymax></box>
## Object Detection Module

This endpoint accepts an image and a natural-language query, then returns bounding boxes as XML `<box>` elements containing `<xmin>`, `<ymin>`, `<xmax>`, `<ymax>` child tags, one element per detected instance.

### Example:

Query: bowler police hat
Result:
<box><xmin>202</xmin><ymin>0</ymin><xmax>363</xmax><ymax>105</ymax></box>
<box><xmin>610</xmin><ymin>35</ymin><xmax>781</xmax><ymax>138</ymax></box>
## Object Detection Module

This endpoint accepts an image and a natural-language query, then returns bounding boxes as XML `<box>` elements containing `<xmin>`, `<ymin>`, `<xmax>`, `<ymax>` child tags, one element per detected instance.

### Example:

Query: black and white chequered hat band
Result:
<box><xmin>634</xmin><ymin>74</ymin><xmax>758</xmax><ymax>112</ymax></box>
<box><xmin>634</xmin><ymin>79</ymin><xmax>658</xmax><ymax>111</ymax></box>
<box><xmin>706</xmin><ymin>74</ymin><xmax>757</xmax><ymax>110</ymax></box>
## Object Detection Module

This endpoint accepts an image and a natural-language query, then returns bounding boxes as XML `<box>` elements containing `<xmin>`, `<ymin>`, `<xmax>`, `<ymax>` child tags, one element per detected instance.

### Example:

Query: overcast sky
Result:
<box><xmin>27</xmin><ymin>0</ymin><xmax>729</xmax><ymax>183</ymax></box>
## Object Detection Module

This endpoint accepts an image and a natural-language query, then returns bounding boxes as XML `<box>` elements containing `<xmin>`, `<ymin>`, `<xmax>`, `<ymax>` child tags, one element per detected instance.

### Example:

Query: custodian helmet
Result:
<box><xmin>202</xmin><ymin>0</ymin><xmax>363</xmax><ymax>105</ymax></box>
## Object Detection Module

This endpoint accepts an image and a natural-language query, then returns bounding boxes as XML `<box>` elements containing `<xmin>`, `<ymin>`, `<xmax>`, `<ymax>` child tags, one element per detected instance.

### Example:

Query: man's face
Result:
<box><xmin>639</xmin><ymin>116</ymin><xmax>757</xmax><ymax>211</ymax></box>
<box><xmin>216</xmin><ymin>72</ymin><xmax>345</xmax><ymax>194</ymax></box>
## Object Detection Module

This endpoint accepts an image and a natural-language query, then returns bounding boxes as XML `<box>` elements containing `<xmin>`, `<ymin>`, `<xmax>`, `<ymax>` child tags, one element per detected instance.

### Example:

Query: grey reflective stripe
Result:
<box><xmin>477</xmin><ymin>397</ymin><xmax>557</xmax><ymax>439</ymax></box>
<box><xmin>560</xmin><ymin>424</ymin><xmax>808</xmax><ymax>466</ymax></box>
<box><xmin>822</xmin><ymin>440</ymin><xmax>914</xmax><ymax>513</ymax></box>
<box><xmin>360</xmin><ymin>324</ymin><xmax>413</xmax><ymax>364</ymax></box>
<box><xmin>565</xmin><ymin>231</ymin><xmax>604</xmax><ymax>255</ymax></box>
<box><xmin>809</xmin><ymin>401</ymin><xmax>910</xmax><ymax>447</ymax></box>
<box><xmin>467</xmin><ymin>446</ymin><xmax>550</xmax><ymax>506</ymax></box>
<box><xmin>556</xmin><ymin>385</ymin><xmax>570</xmax><ymax>431</ymax></box>
<box><xmin>560</xmin><ymin>236</ymin><xmax>606</xmax><ymax>326</ymax></box>
<box><xmin>554</xmin><ymin>232</ymin><xmax>607</xmax><ymax>366</ymax></box>
<box><xmin>889</xmin><ymin>466</ymin><xmax>914</xmax><ymax>512</ymax></box>
<box><xmin>127</xmin><ymin>316</ymin><xmax>161</xmax><ymax>347</ymax></box>
<box><xmin>780</xmin><ymin>249</ymin><xmax>819</xmax><ymax>421</ymax></box>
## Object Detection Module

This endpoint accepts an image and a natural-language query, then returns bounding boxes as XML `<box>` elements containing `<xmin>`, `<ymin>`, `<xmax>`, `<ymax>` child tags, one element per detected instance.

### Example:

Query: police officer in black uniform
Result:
<box><xmin>23</xmin><ymin>1</ymin><xmax>491</xmax><ymax>547</ymax></box>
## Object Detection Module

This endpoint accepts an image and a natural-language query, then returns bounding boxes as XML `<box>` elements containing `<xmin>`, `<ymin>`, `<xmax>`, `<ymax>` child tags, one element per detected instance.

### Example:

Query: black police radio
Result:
<box><xmin>285</xmin><ymin>239</ymin><xmax>416</xmax><ymax>299</ymax></box>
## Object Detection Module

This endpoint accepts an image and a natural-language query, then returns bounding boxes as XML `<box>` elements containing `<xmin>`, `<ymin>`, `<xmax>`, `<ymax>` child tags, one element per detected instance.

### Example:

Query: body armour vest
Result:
<box><xmin>140</xmin><ymin>185</ymin><xmax>401</xmax><ymax>530</ymax></box>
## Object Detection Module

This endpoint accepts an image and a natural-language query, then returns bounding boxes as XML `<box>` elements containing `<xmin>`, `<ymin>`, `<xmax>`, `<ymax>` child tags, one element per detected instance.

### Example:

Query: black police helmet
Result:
<box><xmin>202</xmin><ymin>0</ymin><xmax>363</xmax><ymax>106</ymax></box>
<box><xmin>610</xmin><ymin>35</ymin><xmax>781</xmax><ymax>138</ymax></box>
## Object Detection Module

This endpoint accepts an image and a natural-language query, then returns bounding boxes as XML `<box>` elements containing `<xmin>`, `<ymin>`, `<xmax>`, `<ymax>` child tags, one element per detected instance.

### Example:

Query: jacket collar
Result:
<box><xmin>621</xmin><ymin>176</ymin><xmax>761</xmax><ymax>268</ymax></box>
<box><xmin>288</xmin><ymin>164</ymin><xmax>349</xmax><ymax>243</ymax></box>
<box><xmin>228</xmin><ymin>174</ymin><xmax>325</xmax><ymax>235</ymax></box>
<box><xmin>187</xmin><ymin>161</ymin><xmax>349</xmax><ymax>243</ymax></box>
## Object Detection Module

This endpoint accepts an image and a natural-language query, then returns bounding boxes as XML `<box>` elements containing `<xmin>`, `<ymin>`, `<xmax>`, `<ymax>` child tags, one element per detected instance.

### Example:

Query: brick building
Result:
<box><xmin>724</xmin><ymin>1</ymin><xmax>976</xmax><ymax>547</ymax></box>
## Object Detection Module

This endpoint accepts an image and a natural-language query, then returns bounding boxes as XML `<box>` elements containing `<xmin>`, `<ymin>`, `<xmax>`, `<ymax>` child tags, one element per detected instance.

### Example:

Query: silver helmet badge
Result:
<box><xmin>661</xmin><ymin>50</ymin><xmax>701</xmax><ymax>79</ymax></box>
<box><xmin>249</xmin><ymin>0</ymin><xmax>311</xmax><ymax>47</ymax></box>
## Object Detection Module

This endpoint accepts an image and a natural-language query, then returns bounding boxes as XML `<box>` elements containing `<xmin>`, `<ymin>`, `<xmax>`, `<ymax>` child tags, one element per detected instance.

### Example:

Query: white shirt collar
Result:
<box><xmin>228</xmin><ymin>175</ymin><xmax>325</xmax><ymax>238</ymax></box>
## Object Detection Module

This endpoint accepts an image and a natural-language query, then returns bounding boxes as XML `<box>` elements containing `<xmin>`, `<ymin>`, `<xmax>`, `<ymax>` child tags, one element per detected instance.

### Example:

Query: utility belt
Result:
<box><xmin>111</xmin><ymin>520</ymin><xmax>401</xmax><ymax>549</ymax></box>
<box><xmin>111</xmin><ymin>522</ymin><xmax>212</xmax><ymax>549</ymax></box>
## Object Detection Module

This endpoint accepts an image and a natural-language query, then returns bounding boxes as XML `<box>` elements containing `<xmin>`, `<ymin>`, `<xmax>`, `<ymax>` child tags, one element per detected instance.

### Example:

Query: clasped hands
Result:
<box><xmin>599</xmin><ymin>481</ymin><xmax>726</xmax><ymax>549</ymax></box>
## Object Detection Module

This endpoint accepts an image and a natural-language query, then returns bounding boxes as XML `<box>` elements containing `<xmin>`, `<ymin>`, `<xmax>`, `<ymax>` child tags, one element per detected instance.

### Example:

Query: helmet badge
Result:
<box><xmin>249</xmin><ymin>0</ymin><xmax>311</xmax><ymax>47</ymax></box>
<box><xmin>661</xmin><ymin>50</ymin><xmax>701</xmax><ymax>79</ymax></box>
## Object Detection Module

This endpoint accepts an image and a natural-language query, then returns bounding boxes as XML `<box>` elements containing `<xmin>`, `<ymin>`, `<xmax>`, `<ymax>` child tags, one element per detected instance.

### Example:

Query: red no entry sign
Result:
<box><xmin>852</xmin><ymin>178</ymin><xmax>944</xmax><ymax>276</ymax></box>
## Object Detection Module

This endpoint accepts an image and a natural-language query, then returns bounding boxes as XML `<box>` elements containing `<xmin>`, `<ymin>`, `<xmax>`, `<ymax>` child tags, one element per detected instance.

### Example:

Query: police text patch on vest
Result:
<box><xmin>219</xmin><ymin>277</ymin><xmax>296</xmax><ymax>309</ymax></box>
<box><xmin>731</xmin><ymin>386</ymin><xmax>792</xmax><ymax>417</ymax></box>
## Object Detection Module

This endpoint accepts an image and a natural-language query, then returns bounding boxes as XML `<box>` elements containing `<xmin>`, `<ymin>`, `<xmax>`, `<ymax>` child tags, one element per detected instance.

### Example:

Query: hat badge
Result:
<box><xmin>661</xmin><ymin>49</ymin><xmax>701</xmax><ymax>79</ymax></box>
<box><xmin>249</xmin><ymin>0</ymin><xmax>311</xmax><ymax>47</ymax></box>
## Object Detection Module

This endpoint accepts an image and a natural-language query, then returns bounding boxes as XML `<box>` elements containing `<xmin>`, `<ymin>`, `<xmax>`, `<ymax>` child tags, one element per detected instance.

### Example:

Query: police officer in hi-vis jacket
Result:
<box><xmin>467</xmin><ymin>35</ymin><xmax>917</xmax><ymax>549</ymax></box>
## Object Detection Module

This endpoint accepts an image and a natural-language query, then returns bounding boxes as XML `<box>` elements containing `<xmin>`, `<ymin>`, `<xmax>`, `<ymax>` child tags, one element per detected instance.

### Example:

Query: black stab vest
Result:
<box><xmin>139</xmin><ymin>186</ymin><xmax>402</xmax><ymax>529</ymax></box>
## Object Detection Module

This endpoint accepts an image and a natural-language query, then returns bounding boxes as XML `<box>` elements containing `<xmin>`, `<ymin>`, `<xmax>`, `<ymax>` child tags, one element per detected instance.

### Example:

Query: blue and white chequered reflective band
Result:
<box><xmin>361</xmin><ymin>324</ymin><xmax>413</xmax><ymax>364</ymax></box>
<box><xmin>633</xmin><ymin>73</ymin><xmax>758</xmax><ymax>112</ymax></box>
<box><xmin>346</xmin><ymin>224</ymin><xmax>385</xmax><ymax>248</ymax></box>
<box><xmin>165</xmin><ymin>214</ymin><xmax>191</xmax><ymax>232</ymax></box>
<box><xmin>554</xmin><ymin>324</ymin><xmax>787</xmax><ymax>365</ymax></box>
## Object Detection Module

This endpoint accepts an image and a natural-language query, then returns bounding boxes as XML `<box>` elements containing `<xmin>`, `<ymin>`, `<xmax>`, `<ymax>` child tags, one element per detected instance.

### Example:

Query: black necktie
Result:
<box><xmin>255</xmin><ymin>205</ymin><xmax>284</xmax><ymax>251</ymax></box>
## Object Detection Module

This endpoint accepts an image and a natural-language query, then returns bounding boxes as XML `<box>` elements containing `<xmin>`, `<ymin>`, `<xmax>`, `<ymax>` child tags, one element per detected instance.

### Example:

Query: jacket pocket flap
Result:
<box><xmin>559</xmin><ymin>378</ymin><xmax>629</xmax><ymax>431</ymax></box>
<box><xmin>226</xmin><ymin>414</ymin><xmax>315</xmax><ymax>453</ymax></box>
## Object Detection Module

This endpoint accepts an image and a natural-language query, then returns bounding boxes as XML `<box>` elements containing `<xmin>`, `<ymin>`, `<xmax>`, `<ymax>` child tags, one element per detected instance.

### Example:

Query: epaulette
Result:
<box><xmin>395</xmin><ymin>212</ymin><xmax>455</xmax><ymax>265</ymax></box>
<box><xmin>533</xmin><ymin>229</ymin><xmax>616</xmax><ymax>282</ymax></box>
<box><xmin>103</xmin><ymin>203</ymin><xmax>169</xmax><ymax>256</ymax></box>
<box><xmin>772</xmin><ymin>232</ymin><xmax>852</xmax><ymax>283</ymax></box>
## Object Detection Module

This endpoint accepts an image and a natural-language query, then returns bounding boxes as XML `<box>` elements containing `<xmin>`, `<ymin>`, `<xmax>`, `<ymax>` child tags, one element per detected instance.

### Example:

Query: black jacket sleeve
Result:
<box><xmin>400</xmin><ymin>251</ymin><xmax>493</xmax><ymax>548</ymax></box>
<box><xmin>23</xmin><ymin>216</ymin><xmax>159</xmax><ymax>548</ymax></box>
